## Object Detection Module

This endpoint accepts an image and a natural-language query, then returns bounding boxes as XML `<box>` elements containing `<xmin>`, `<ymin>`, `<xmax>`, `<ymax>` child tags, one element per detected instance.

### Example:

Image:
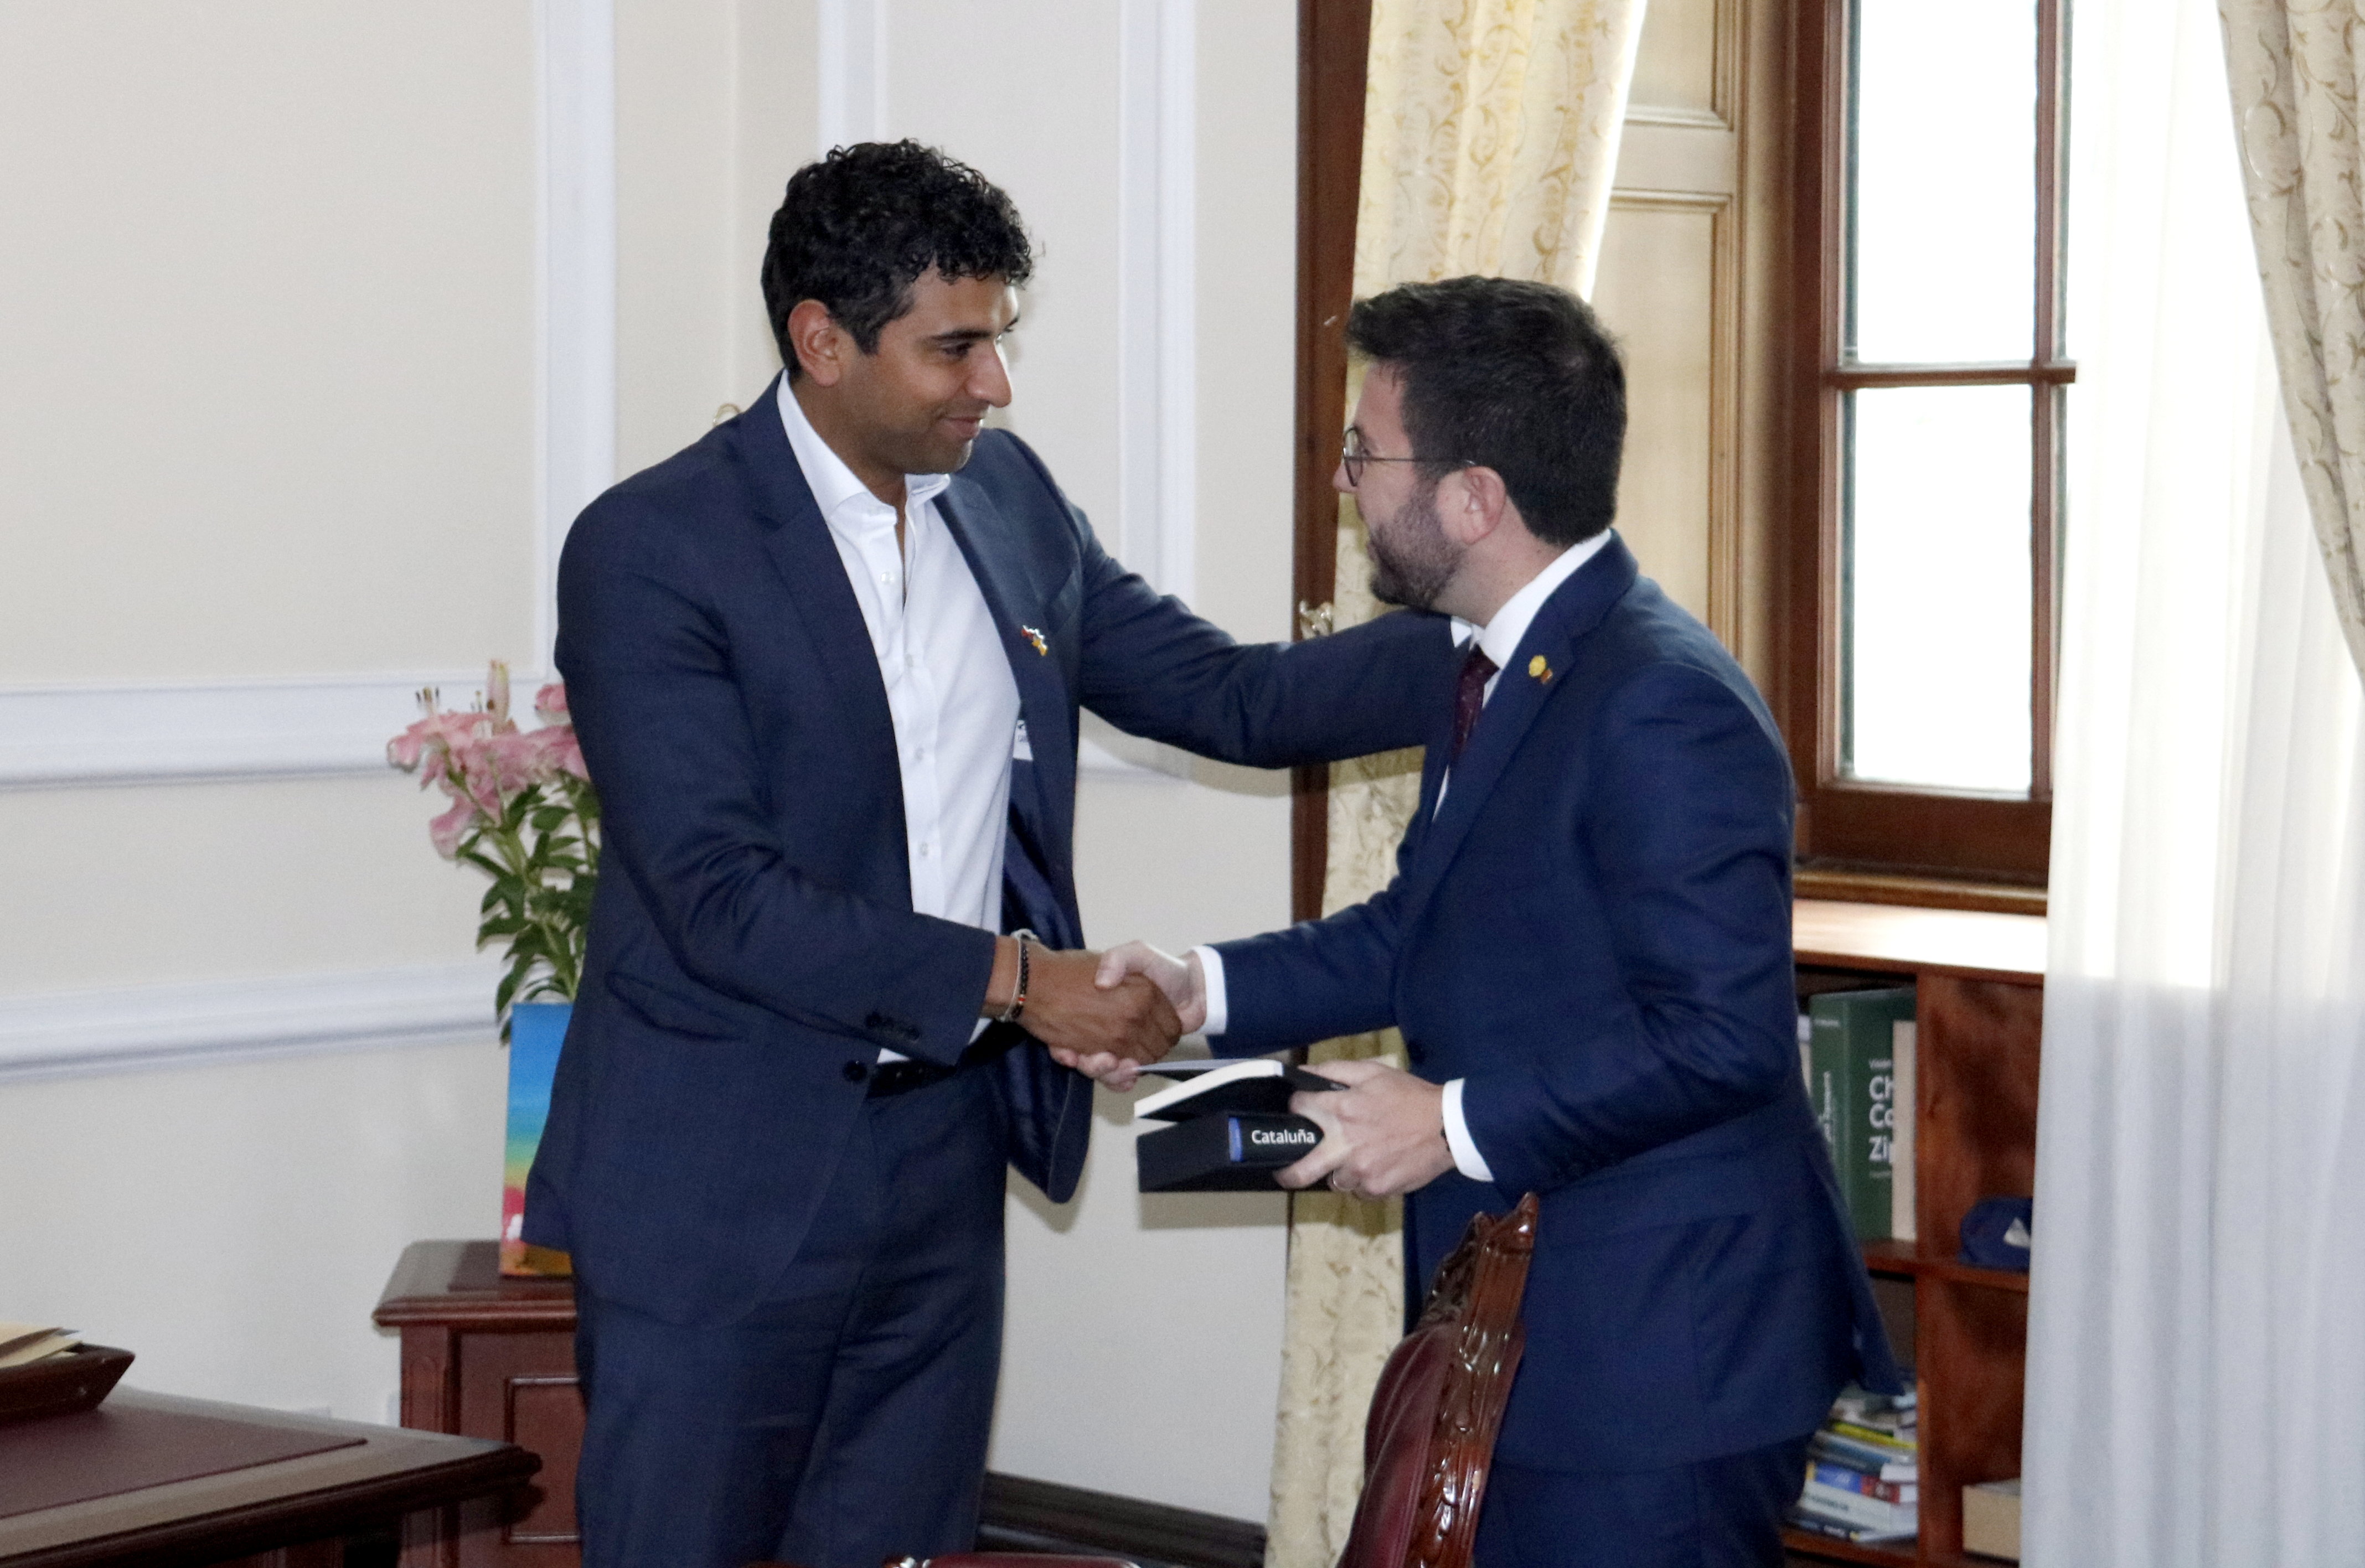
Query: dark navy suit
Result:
<box><xmin>1211</xmin><ymin>538</ymin><xmax>1900</xmax><ymax>1565</ymax></box>
<box><xmin>524</xmin><ymin>379</ymin><xmax>1450</xmax><ymax>1566</ymax></box>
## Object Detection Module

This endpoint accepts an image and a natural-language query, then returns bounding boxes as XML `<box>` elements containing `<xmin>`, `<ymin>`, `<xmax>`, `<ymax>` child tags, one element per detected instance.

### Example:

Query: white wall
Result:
<box><xmin>0</xmin><ymin>0</ymin><xmax>1299</xmax><ymax>1522</ymax></box>
<box><xmin>0</xmin><ymin>1</ymin><xmax>549</xmax><ymax>1423</ymax></box>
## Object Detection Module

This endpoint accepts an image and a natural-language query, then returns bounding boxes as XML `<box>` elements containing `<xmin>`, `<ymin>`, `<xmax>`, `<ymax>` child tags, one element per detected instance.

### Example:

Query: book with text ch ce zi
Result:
<box><xmin>1133</xmin><ymin>1059</ymin><xmax>1340</xmax><ymax>1192</ymax></box>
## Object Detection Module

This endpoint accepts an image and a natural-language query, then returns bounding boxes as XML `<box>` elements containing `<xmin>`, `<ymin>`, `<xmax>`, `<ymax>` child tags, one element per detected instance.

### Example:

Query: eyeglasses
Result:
<box><xmin>1340</xmin><ymin>427</ymin><xmax>1467</xmax><ymax>488</ymax></box>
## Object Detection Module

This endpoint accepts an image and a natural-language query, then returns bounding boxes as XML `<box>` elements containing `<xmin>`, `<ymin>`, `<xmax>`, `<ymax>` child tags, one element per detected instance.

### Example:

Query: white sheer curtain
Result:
<box><xmin>2022</xmin><ymin>0</ymin><xmax>2365</xmax><ymax>1563</ymax></box>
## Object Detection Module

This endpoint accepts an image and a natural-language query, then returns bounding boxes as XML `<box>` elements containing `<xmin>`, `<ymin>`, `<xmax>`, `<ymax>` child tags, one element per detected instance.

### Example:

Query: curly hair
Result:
<box><xmin>761</xmin><ymin>141</ymin><xmax>1035</xmax><ymax>378</ymax></box>
<box><xmin>1347</xmin><ymin>277</ymin><xmax>1626</xmax><ymax>548</ymax></box>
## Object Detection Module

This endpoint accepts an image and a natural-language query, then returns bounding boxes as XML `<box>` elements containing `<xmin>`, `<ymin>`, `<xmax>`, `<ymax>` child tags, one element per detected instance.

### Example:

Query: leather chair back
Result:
<box><xmin>1335</xmin><ymin>1192</ymin><xmax>1539</xmax><ymax>1568</ymax></box>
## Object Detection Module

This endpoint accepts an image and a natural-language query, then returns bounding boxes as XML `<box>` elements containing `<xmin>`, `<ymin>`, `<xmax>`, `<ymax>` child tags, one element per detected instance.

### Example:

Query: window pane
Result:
<box><xmin>1846</xmin><ymin>385</ymin><xmax>2032</xmax><ymax>793</ymax></box>
<box><xmin>1851</xmin><ymin>0</ymin><xmax>2037</xmax><ymax>364</ymax></box>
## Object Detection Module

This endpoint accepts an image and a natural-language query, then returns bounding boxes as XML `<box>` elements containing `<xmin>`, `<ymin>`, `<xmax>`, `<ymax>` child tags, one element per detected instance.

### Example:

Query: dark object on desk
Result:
<box><xmin>0</xmin><ymin>1402</ymin><xmax>363</xmax><ymax>1520</ymax></box>
<box><xmin>1136</xmin><ymin>1112</ymin><xmax>1325</xmax><ymax>1192</ymax></box>
<box><xmin>0</xmin><ymin>1346</ymin><xmax>134</xmax><ymax>1429</ymax></box>
<box><xmin>1959</xmin><ymin>1196</ymin><xmax>2033</xmax><ymax>1272</ymax></box>
<box><xmin>0</xmin><ymin>1388</ymin><xmax>535</xmax><ymax>1568</ymax></box>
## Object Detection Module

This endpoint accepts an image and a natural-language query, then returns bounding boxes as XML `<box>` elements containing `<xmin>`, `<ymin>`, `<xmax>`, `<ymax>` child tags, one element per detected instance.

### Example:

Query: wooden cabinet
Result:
<box><xmin>374</xmin><ymin>1242</ymin><xmax>582</xmax><ymax>1568</ymax></box>
<box><xmin>1788</xmin><ymin>901</ymin><xmax>2046</xmax><ymax>1567</ymax></box>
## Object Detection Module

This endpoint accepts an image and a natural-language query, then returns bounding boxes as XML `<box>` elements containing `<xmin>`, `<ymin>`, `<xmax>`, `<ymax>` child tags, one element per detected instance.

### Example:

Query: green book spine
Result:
<box><xmin>1807</xmin><ymin>986</ymin><xmax>1917</xmax><ymax>1239</ymax></box>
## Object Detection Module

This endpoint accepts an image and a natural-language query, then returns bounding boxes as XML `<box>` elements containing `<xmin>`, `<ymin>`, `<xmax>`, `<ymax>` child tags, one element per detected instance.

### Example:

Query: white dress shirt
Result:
<box><xmin>1197</xmin><ymin>530</ymin><xmax>1618</xmax><ymax>1180</ymax></box>
<box><xmin>779</xmin><ymin>381</ymin><xmax>1021</xmax><ymax>1058</ymax></box>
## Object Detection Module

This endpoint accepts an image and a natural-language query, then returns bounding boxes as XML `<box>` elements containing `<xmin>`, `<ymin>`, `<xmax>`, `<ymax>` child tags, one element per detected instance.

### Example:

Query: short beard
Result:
<box><xmin>1365</xmin><ymin>477</ymin><xmax>1463</xmax><ymax>612</ymax></box>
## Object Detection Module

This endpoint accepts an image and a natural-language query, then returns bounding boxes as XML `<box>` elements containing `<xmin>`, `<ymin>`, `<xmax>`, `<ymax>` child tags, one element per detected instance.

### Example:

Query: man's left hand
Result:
<box><xmin>1276</xmin><ymin>1059</ymin><xmax>1457</xmax><ymax>1199</ymax></box>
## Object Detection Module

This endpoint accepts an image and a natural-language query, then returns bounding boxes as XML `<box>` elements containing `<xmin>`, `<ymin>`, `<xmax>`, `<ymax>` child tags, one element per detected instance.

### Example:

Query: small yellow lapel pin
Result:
<box><xmin>1020</xmin><ymin>625</ymin><xmax>1050</xmax><ymax>656</ymax></box>
<box><xmin>1529</xmin><ymin>654</ymin><xmax>1553</xmax><ymax>682</ymax></box>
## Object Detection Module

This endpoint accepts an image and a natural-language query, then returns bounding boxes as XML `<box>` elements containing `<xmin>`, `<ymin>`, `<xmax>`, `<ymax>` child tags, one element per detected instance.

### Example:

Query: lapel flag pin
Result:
<box><xmin>1020</xmin><ymin>625</ymin><xmax>1050</xmax><ymax>657</ymax></box>
<box><xmin>1529</xmin><ymin>654</ymin><xmax>1552</xmax><ymax>682</ymax></box>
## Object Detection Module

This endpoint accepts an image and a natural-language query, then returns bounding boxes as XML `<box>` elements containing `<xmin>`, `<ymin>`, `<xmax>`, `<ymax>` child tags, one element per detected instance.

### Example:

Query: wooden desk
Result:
<box><xmin>0</xmin><ymin>1390</ymin><xmax>535</xmax><ymax>1568</ymax></box>
<box><xmin>374</xmin><ymin>1242</ymin><xmax>581</xmax><ymax>1568</ymax></box>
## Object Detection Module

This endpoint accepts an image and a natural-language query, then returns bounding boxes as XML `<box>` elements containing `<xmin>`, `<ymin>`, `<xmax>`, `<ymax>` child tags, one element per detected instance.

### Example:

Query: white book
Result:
<box><xmin>1134</xmin><ymin>1058</ymin><xmax>1345</xmax><ymax>1122</ymax></box>
<box><xmin>0</xmin><ymin>1322</ymin><xmax>80</xmax><ymax>1369</ymax></box>
<box><xmin>1801</xmin><ymin>1479</ymin><xmax>1917</xmax><ymax>1531</ymax></box>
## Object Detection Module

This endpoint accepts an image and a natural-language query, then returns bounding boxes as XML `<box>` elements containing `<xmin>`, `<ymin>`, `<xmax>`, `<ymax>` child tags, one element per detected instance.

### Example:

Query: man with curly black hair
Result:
<box><xmin>528</xmin><ymin>141</ymin><xmax>1453</xmax><ymax>1567</ymax></box>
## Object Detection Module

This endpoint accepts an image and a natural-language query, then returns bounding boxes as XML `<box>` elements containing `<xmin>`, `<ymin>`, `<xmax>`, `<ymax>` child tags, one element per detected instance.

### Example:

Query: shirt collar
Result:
<box><xmin>775</xmin><ymin>373</ymin><xmax>952</xmax><ymax>531</ymax></box>
<box><xmin>1453</xmin><ymin>528</ymin><xmax>1618</xmax><ymax>666</ymax></box>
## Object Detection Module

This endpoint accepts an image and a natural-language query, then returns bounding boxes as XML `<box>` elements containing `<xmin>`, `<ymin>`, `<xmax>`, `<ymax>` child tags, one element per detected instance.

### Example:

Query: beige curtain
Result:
<box><xmin>1263</xmin><ymin>3</ymin><xmax>1645</xmax><ymax>1562</ymax></box>
<box><xmin>2222</xmin><ymin>2</ymin><xmax>2365</xmax><ymax>680</ymax></box>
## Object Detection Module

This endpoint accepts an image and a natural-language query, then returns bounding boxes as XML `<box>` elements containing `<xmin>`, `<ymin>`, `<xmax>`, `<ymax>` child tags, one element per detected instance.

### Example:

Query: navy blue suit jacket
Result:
<box><xmin>1214</xmin><ymin>537</ymin><xmax>1900</xmax><ymax>1472</ymax></box>
<box><xmin>524</xmin><ymin>380</ymin><xmax>1452</xmax><ymax>1324</ymax></box>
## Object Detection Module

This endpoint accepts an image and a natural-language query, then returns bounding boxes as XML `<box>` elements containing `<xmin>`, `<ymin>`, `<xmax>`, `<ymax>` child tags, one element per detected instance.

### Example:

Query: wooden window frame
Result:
<box><xmin>1780</xmin><ymin>0</ymin><xmax>2072</xmax><ymax>891</ymax></box>
<box><xmin>1290</xmin><ymin>0</ymin><xmax>1372</xmax><ymax>923</ymax></box>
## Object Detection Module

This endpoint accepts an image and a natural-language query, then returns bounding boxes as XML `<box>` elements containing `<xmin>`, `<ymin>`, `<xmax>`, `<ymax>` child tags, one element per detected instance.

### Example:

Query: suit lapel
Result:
<box><xmin>736</xmin><ymin>382</ymin><xmax>906</xmax><ymax>810</ymax></box>
<box><xmin>937</xmin><ymin>475</ymin><xmax>1079</xmax><ymax>904</ymax></box>
<box><xmin>1400</xmin><ymin>536</ymin><xmax>1642</xmax><ymax>922</ymax></box>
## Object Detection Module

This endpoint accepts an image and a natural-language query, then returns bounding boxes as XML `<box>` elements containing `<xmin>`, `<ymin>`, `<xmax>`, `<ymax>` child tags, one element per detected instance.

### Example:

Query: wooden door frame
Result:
<box><xmin>1290</xmin><ymin>0</ymin><xmax>1372</xmax><ymax>922</ymax></box>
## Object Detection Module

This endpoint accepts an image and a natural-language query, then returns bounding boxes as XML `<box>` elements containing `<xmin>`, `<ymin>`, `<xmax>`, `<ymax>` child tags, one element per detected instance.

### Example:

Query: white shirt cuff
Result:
<box><xmin>1442</xmin><ymin>1078</ymin><xmax>1496</xmax><ymax>1182</ymax></box>
<box><xmin>1190</xmin><ymin>945</ymin><xmax>1228</xmax><ymax>1039</ymax></box>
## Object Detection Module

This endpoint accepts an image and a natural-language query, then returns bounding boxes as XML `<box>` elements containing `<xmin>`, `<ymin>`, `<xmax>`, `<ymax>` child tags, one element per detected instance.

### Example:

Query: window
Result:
<box><xmin>1784</xmin><ymin>0</ymin><xmax>2069</xmax><ymax>892</ymax></box>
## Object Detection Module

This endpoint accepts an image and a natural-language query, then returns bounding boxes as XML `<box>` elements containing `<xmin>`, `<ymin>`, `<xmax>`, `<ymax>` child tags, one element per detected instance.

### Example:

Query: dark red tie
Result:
<box><xmin>1452</xmin><ymin>644</ymin><xmax>1498</xmax><ymax>762</ymax></box>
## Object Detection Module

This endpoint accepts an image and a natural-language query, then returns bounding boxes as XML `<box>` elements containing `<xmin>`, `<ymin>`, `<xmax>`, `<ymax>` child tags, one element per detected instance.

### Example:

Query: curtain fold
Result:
<box><xmin>1264</xmin><ymin>2</ymin><xmax>1644</xmax><ymax>1561</ymax></box>
<box><xmin>2022</xmin><ymin>0</ymin><xmax>2365</xmax><ymax>1563</ymax></box>
<box><xmin>2221</xmin><ymin>0</ymin><xmax>2365</xmax><ymax>680</ymax></box>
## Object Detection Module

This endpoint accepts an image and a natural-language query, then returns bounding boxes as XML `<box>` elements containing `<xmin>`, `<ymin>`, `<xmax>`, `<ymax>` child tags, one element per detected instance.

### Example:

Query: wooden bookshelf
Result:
<box><xmin>1788</xmin><ymin>899</ymin><xmax>2041</xmax><ymax>1567</ymax></box>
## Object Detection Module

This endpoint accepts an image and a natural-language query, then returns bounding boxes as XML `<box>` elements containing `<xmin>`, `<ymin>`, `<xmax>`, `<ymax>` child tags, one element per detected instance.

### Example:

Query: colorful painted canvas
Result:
<box><xmin>500</xmin><ymin>1001</ymin><xmax>575</xmax><ymax>1277</ymax></box>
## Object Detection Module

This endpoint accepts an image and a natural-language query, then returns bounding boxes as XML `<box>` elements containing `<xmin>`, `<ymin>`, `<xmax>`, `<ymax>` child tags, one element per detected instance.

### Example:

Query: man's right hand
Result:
<box><xmin>991</xmin><ymin>940</ymin><xmax>1182</xmax><ymax>1068</ymax></box>
<box><xmin>1041</xmin><ymin>941</ymin><xmax>1207</xmax><ymax>1092</ymax></box>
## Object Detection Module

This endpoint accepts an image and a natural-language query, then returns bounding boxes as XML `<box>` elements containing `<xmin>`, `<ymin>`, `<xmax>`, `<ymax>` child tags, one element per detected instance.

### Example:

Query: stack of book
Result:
<box><xmin>1790</xmin><ymin>1384</ymin><xmax>1918</xmax><ymax>1546</ymax></box>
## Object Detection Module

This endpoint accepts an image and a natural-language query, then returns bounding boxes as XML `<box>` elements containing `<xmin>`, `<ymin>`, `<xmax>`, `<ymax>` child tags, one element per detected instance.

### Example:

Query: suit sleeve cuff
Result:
<box><xmin>1191</xmin><ymin>945</ymin><xmax>1228</xmax><ymax>1039</ymax></box>
<box><xmin>1442</xmin><ymin>1078</ymin><xmax>1496</xmax><ymax>1182</ymax></box>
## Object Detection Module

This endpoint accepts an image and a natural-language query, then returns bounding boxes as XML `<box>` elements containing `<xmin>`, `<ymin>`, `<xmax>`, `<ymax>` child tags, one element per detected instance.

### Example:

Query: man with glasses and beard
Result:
<box><xmin>1083</xmin><ymin>277</ymin><xmax>1902</xmax><ymax>1566</ymax></box>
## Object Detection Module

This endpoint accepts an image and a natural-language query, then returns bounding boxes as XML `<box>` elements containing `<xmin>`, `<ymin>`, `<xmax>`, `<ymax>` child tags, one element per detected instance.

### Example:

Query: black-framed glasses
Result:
<box><xmin>1341</xmin><ymin>427</ymin><xmax>1468</xmax><ymax>488</ymax></box>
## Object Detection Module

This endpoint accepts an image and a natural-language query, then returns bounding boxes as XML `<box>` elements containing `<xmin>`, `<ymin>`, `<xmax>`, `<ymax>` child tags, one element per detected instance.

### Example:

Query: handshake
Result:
<box><xmin>981</xmin><ymin>935</ymin><xmax>1460</xmax><ymax>1200</ymax></box>
<box><xmin>980</xmin><ymin>935</ymin><xmax>1202</xmax><ymax>1093</ymax></box>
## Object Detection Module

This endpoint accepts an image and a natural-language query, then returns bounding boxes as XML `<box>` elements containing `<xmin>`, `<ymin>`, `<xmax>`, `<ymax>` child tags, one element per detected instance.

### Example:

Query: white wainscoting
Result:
<box><xmin>536</xmin><ymin>0</ymin><xmax>619</xmax><ymax>668</ymax></box>
<box><xmin>0</xmin><ymin>961</ymin><xmax>504</xmax><ymax>1085</ymax></box>
<box><xmin>1115</xmin><ymin>0</ymin><xmax>1198</xmax><ymax>606</ymax></box>
<box><xmin>0</xmin><ymin>673</ymin><xmax>511</xmax><ymax>790</ymax></box>
<box><xmin>0</xmin><ymin>674</ymin><xmax>1178</xmax><ymax>790</ymax></box>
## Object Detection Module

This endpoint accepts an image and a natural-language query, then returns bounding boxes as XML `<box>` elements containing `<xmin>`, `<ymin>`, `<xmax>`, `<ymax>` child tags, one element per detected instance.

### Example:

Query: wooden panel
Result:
<box><xmin>1594</xmin><ymin>200</ymin><xmax>1721</xmax><ymax>624</ymax></box>
<box><xmin>1628</xmin><ymin>0</ymin><xmax>1723</xmax><ymax>119</ymax></box>
<box><xmin>1915</xmin><ymin>975</ymin><xmax>2043</xmax><ymax>1253</ymax></box>
<box><xmin>1289</xmin><ymin>0</ymin><xmax>1372</xmax><ymax>923</ymax></box>
<box><xmin>500</xmin><ymin>1379</ymin><xmax>584</xmax><ymax>1549</ymax></box>
<box><xmin>214</xmin><ymin>1544</ymin><xmax>342</xmax><ymax>1568</ymax></box>
<box><xmin>1793</xmin><ymin>900</ymin><xmax>2047</xmax><ymax>983</ymax></box>
<box><xmin>1915</xmin><ymin>1281</ymin><xmax>2028</xmax><ymax>1559</ymax></box>
<box><xmin>454</xmin><ymin>1333</ymin><xmax>582</xmax><ymax>1566</ymax></box>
